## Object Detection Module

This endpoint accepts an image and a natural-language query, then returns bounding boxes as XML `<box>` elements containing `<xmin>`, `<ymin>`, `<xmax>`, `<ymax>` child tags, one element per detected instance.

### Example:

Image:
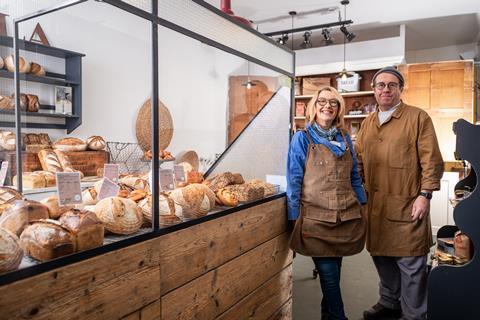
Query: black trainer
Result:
<box><xmin>363</xmin><ymin>303</ymin><xmax>402</xmax><ymax>319</ymax></box>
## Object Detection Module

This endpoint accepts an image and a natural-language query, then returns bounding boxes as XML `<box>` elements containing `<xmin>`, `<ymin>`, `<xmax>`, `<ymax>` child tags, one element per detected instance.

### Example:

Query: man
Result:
<box><xmin>355</xmin><ymin>66</ymin><xmax>444</xmax><ymax>320</ymax></box>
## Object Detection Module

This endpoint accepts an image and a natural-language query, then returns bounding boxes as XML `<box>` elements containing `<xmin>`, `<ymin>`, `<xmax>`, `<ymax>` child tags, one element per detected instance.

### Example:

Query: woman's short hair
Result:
<box><xmin>305</xmin><ymin>86</ymin><xmax>345</xmax><ymax>129</ymax></box>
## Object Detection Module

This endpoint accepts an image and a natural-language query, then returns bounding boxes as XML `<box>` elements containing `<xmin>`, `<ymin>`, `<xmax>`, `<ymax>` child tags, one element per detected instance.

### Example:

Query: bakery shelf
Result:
<box><xmin>295</xmin><ymin>95</ymin><xmax>314</xmax><ymax>99</ymax></box>
<box><xmin>0</xmin><ymin>109</ymin><xmax>79</xmax><ymax>118</ymax></box>
<box><xmin>0</xmin><ymin>35</ymin><xmax>85</xmax><ymax>59</ymax></box>
<box><xmin>344</xmin><ymin>114</ymin><xmax>369</xmax><ymax>119</ymax></box>
<box><xmin>340</xmin><ymin>90</ymin><xmax>374</xmax><ymax>97</ymax></box>
<box><xmin>0</xmin><ymin>69</ymin><xmax>80</xmax><ymax>86</ymax></box>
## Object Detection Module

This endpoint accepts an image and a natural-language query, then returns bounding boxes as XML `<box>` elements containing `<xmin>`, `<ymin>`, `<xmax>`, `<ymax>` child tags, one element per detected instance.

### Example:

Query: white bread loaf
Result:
<box><xmin>0</xmin><ymin>200</ymin><xmax>49</xmax><ymax>237</ymax></box>
<box><xmin>93</xmin><ymin>197</ymin><xmax>142</xmax><ymax>235</ymax></box>
<box><xmin>169</xmin><ymin>183</ymin><xmax>215</xmax><ymax>218</ymax></box>
<box><xmin>86</xmin><ymin>136</ymin><xmax>106</xmax><ymax>151</ymax></box>
<box><xmin>0</xmin><ymin>228</ymin><xmax>23</xmax><ymax>274</ymax></box>
<box><xmin>53</xmin><ymin>137</ymin><xmax>87</xmax><ymax>152</ymax></box>
<box><xmin>4</xmin><ymin>55</ymin><xmax>31</xmax><ymax>73</ymax></box>
<box><xmin>59</xmin><ymin>209</ymin><xmax>104</xmax><ymax>252</ymax></box>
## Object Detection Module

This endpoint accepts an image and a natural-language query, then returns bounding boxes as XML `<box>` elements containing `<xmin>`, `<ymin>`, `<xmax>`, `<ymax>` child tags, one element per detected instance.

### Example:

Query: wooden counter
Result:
<box><xmin>0</xmin><ymin>196</ymin><xmax>292</xmax><ymax>320</ymax></box>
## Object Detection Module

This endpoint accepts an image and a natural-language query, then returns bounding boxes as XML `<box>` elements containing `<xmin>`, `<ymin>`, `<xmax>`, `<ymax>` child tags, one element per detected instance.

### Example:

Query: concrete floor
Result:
<box><xmin>292</xmin><ymin>249</ymin><xmax>380</xmax><ymax>320</ymax></box>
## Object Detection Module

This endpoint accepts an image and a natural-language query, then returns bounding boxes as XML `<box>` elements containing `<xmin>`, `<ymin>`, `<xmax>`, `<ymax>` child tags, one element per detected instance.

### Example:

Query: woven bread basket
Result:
<box><xmin>135</xmin><ymin>99</ymin><xmax>174</xmax><ymax>152</ymax></box>
<box><xmin>174</xmin><ymin>150</ymin><xmax>199</xmax><ymax>172</ymax></box>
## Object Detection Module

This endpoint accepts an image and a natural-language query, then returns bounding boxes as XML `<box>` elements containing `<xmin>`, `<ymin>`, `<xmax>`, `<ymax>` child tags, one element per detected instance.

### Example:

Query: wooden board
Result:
<box><xmin>161</xmin><ymin>233</ymin><xmax>293</xmax><ymax>319</ymax></box>
<box><xmin>216</xmin><ymin>264</ymin><xmax>292</xmax><ymax>320</ymax></box>
<box><xmin>159</xmin><ymin>197</ymin><xmax>287</xmax><ymax>294</ymax></box>
<box><xmin>267</xmin><ymin>299</ymin><xmax>293</xmax><ymax>320</ymax></box>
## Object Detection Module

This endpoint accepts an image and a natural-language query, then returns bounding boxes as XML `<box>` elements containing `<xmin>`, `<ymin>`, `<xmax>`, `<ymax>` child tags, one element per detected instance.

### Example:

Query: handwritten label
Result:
<box><xmin>97</xmin><ymin>177</ymin><xmax>120</xmax><ymax>200</ymax></box>
<box><xmin>103</xmin><ymin>164</ymin><xmax>119</xmax><ymax>182</ymax></box>
<box><xmin>173</xmin><ymin>164</ymin><xmax>186</xmax><ymax>183</ymax></box>
<box><xmin>56</xmin><ymin>172</ymin><xmax>82</xmax><ymax>206</ymax></box>
<box><xmin>159</xmin><ymin>169</ymin><xmax>175</xmax><ymax>191</ymax></box>
<box><xmin>0</xmin><ymin>161</ymin><xmax>8</xmax><ymax>186</ymax></box>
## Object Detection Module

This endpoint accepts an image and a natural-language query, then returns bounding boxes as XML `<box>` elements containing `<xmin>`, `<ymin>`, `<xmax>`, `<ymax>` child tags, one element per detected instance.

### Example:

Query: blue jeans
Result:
<box><xmin>312</xmin><ymin>257</ymin><xmax>347</xmax><ymax>320</ymax></box>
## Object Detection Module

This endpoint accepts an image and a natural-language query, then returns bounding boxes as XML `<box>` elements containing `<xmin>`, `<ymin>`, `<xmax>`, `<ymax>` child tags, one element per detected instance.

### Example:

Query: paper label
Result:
<box><xmin>0</xmin><ymin>161</ymin><xmax>8</xmax><ymax>186</ymax></box>
<box><xmin>104</xmin><ymin>164</ymin><xmax>119</xmax><ymax>182</ymax></box>
<box><xmin>56</xmin><ymin>172</ymin><xmax>82</xmax><ymax>206</ymax></box>
<box><xmin>173</xmin><ymin>164</ymin><xmax>186</xmax><ymax>183</ymax></box>
<box><xmin>159</xmin><ymin>169</ymin><xmax>175</xmax><ymax>191</ymax></box>
<box><xmin>97</xmin><ymin>177</ymin><xmax>120</xmax><ymax>200</ymax></box>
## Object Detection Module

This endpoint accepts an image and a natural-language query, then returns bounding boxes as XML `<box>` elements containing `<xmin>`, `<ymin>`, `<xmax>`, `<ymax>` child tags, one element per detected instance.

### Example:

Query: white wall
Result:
<box><xmin>405</xmin><ymin>43</ymin><xmax>477</xmax><ymax>63</ymax></box>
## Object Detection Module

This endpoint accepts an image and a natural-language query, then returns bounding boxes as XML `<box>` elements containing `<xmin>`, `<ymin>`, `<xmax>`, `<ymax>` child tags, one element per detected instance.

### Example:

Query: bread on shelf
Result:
<box><xmin>0</xmin><ymin>131</ymin><xmax>16</xmax><ymax>151</ymax></box>
<box><xmin>0</xmin><ymin>187</ymin><xmax>23</xmax><ymax>215</ymax></box>
<box><xmin>93</xmin><ymin>197</ymin><xmax>142</xmax><ymax>235</ymax></box>
<box><xmin>169</xmin><ymin>183</ymin><xmax>215</xmax><ymax>218</ymax></box>
<box><xmin>4</xmin><ymin>55</ymin><xmax>31</xmax><ymax>73</ymax></box>
<box><xmin>53</xmin><ymin>137</ymin><xmax>87</xmax><ymax>152</ymax></box>
<box><xmin>0</xmin><ymin>227</ymin><xmax>23</xmax><ymax>274</ymax></box>
<box><xmin>29</xmin><ymin>62</ymin><xmax>46</xmax><ymax>76</ymax></box>
<box><xmin>0</xmin><ymin>200</ymin><xmax>50</xmax><ymax>237</ymax></box>
<box><xmin>59</xmin><ymin>209</ymin><xmax>104</xmax><ymax>252</ymax></box>
<box><xmin>139</xmin><ymin>193</ymin><xmax>182</xmax><ymax>226</ymax></box>
<box><xmin>223</xmin><ymin>183</ymin><xmax>265</xmax><ymax>202</ymax></box>
<box><xmin>202</xmin><ymin>172</ymin><xmax>237</xmax><ymax>192</ymax></box>
<box><xmin>86</xmin><ymin>136</ymin><xmax>106</xmax><ymax>151</ymax></box>
<box><xmin>120</xmin><ymin>175</ymin><xmax>149</xmax><ymax>191</ymax></box>
<box><xmin>81</xmin><ymin>188</ymin><xmax>98</xmax><ymax>206</ymax></box>
<box><xmin>216</xmin><ymin>188</ymin><xmax>239</xmax><ymax>207</ymax></box>
<box><xmin>26</xmin><ymin>94</ymin><xmax>40</xmax><ymax>112</ymax></box>
<box><xmin>38</xmin><ymin>149</ymin><xmax>63</xmax><ymax>173</ymax></box>
<box><xmin>40</xmin><ymin>195</ymin><xmax>73</xmax><ymax>219</ymax></box>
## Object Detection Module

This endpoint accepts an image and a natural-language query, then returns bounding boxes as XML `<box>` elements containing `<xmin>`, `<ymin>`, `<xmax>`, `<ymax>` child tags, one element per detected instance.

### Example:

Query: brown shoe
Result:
<box><xmin>363</xmin><ymin>303</ymin><xmax>402</xmax><ymax>319</ymax></box>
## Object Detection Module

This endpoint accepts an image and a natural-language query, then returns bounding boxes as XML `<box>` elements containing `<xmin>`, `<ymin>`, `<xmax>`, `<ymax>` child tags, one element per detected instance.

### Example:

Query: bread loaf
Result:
<box><xmin>53</xmin><ymin>137</ymin><xmax>87</xmax><ymax>152</ymax></box>
<box><xmin>40</xmin><ymin>195</ymin><xmax>73</xmax><ymax>219</ymax></box>
<box><xmin>0</xmin><ymin>95</ymin><xmax>13</xmax><ymax>110</ymax></box>
<box><xmin>203</xmin><ymin>172</ymin><xmax>236</xmax><ymax>192</ymax></box>
<box><xmin>86</xmin><ymin>136</ymin><xmax>106</xmax><ymax>151</ymax></box>
<box><xmin>53</xmin><ymin>149</ymin><xmax>74</xmax><ymax>171</ymax></box>
<box><xmin>223</xmin><ymin>184</ymin><xmax>265</xmax><ymax>202</ymax></box>
<box><xmin>216</xmin><ymin>188</ymin><xmax>239</xmax><ymax>207</ymax></box>
<box><xmin>38</xmin><ymin>149</ymin><xmax>63</xmax><ymax>172</ymax></box>
<box><xmin>59</xmin><ymin>209</ymin><xmax>104</xmax><ymax>252</ymax></box>
<box><xmin>26</xmin><ymin>94</ymin><xmax>40</xmax><ymax>112</ymax></box>
<box><xmin>82</xmin><ymin>188</ymin><xmax>98</xmax><ymax>205</ymax></box>
<box><xmin>0</xmin><ymin>200</ymin><xmax>49</xmax><ymax>236</ymax></box>
<box><xmin>138</xmin><ymin>193</ymin><xmax>182</xmax><ymax>226</ymax></box>
<box><xmin>0</xmin><ymin>131</ymin><xmax>16</xmax><ymax>151</ymax></box>
<box><xmin>246</xmin><ymin>179</ymin><xmax>277</xmax><ymax>196</ymax></box>
<box><xmin>20</xmin><ymin>219</ymin><xmax>75</xmax><ymax>261</ymax></box>
<box><xmin>0</xmin><ymin>228</ymin><xmax>23</xmax><ymax>274</ymax></box>
<box><xmin>120</xmin><ymin>175</ymin><xmax>149</xmax><ymax>191</ymax></box>
<box><xmin>29</xmin><ymin>62</ymin><xmax>46</xmax><ymax>76</ymax></box>
<box><xmin>0</xmin><ymin>187</ymin><xmax>23</xmax><ymax>215</ymax></box>
<box><xmin>4</xmin><ymin>55</ymin><xmax>31</xmax><ymax>73</ymax></box>
<box><xmin>169</xmin><ymin>183</ymin><xmax>215</xmax><ymax>218</ymax></box>
<box><xmin>13</xmin><ymin>172</ymin><xmax>46</xmax><ymax>189</ymax></box>
<box><xmin>93</xmin><ymin>197</ymin><xmax>142</xmax><ymax>235</ymax></box>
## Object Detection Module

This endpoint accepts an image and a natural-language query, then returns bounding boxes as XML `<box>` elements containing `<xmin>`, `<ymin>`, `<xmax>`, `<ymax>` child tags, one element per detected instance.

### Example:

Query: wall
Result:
<box><xmin>406</xmin><ymin>43</ymin><xmax>478</xmax><ymax>63</ymax></box>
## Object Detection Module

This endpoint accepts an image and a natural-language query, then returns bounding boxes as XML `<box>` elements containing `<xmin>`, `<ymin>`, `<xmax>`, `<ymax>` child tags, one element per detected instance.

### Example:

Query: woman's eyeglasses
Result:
<box><xmin>316</xmin><ymin>98</ymin><xmax>339</xmax><ymax>108</ymax></box>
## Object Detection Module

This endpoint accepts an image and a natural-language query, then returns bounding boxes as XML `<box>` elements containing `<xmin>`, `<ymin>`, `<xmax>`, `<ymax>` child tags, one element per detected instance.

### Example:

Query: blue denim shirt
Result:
<box><xmin>286</xmin><ymin>124</ymin><xmax>367</xmax><ymax>220</ymax></box>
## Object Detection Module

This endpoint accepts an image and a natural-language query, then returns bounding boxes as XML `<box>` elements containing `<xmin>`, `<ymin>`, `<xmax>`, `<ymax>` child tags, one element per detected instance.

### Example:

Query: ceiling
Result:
<box><xmin>204</xmin><ymin>0</ymin><xmax>480</xmax><ymax>51</ymax></box>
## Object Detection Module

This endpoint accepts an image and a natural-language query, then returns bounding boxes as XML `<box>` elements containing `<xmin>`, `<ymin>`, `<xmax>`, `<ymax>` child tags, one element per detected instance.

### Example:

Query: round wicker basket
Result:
<box><xmin>135</xmin><ymin>99</ymin><xmax>174</xmax><ymax>151</ymax></box>
<box><xmin>174</xmin><ymin>150</ymin><xmax>200</xmax><ymax>172</ymax></box>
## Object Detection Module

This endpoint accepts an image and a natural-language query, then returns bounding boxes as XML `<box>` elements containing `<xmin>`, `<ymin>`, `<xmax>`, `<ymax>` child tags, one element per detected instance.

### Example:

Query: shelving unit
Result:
<box><xmin>0</xmin><ymin>35</ymin><xmax>85</xmax><ymax>133</ymax></box>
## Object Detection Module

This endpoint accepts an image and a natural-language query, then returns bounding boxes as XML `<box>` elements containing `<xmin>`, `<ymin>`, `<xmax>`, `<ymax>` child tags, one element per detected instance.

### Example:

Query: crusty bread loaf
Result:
<box><xmin>0</xmin><ymin>200</ymin><xmax>49</xmax><ymax>236</ymax></box>
<box><xmin>139</xmin><ymin>193</ymin><xmax>183</xmax><ymax>226</ymax></box>
<box><xmin>232</xmin><ymin>173</ymin><xmax>245</xmax><ymax>184</ymax></box>
<box><xmin>53</xmin><ymin>149</ymin><xmax>74</xmax><ymax>171</ymax></box>
<box><xmin>26</xmin><ymin>94</ymin><xmax>40</xmax><ymax>112</ymax></box>
<box><xmin>29</xmin><ymin>62</ymin><xmax>45</xmax><ymax>76</ymax></box>
<box><xmin>0</xmin><ymin>95</ymin><xmax>13</xmax><ymax>110</ymax></box>
<box><xmin>246</xmin><ymin>179</ymin><xmax>277</xmax><ymax>197</ymax></box>
<box><xmin>40</xmin><ymin>195</ymin><xmax>73</xmax><ymax>219</ymax></box>
<box><xmin>82</xmin><ymin>188</ymin><xmax>97</xmax><ymax>205</ymax></box>
<box><xmin>202</xmin><ymin>172</ymin><xmax>236</xmax><ymax>192</ymax></box>
<box><xmin>127</xmin><ymin>189</ymin><xmax>147</xmax><ymax>202</ymax></box>
<box><xmin>169</xmin><ymin>184</ymin><xmax>215</xmax><ymax>218</ymax></box>
<box><xmin>53</xmin><ymin>137</ymin><xmax>87</xmax><ymax>152</ymax></box>
<box><xmin>59</xmin><ymin>209</ymin><xmax>104</xmax><ymax>252</ymax></box>
<box><xmin>86</xmin><ymin>136</ymin><xmax>106</xmax><ymax>151</ymax></box>
<box><xmin>20</xmin><ymin>219</ymin><xmax>75</xmax><ymax>261</ymax></box>
<box><xmin>216</xmin><ymin>188</ymin><xmax>238</xmax><ymax>207</ymax></box>
<box><xmin>0</xmin><ymin>131</ymin><xmax>16</xmax><ymax>151</ymax></box>
<box><xmin>223</xmin><ymin>184</ymin><xmax>265</xmax><ymax>202</ymax></box>
<box><xmin>120</xmin><ymin>175</ymin><xmax>149</xmax><ymax>191</ymax></box>
<box><xmin>4</xmin><ymin>55</ymin><xmax>31</xmax><ymax>73</ymax></box>
<box><xmin>13</xmin><ymin>172</ymin><xmax>46</xmax><ymax>189</ymax></box>
<box><xmin>0</xmin><ymin>228</ymin><xmax>23</xmax><ymax>274</ymax></box>
<box><xmin>93</xmin><ymin>197</ymin><xmax>142</xmax><ymax>235</ymax></box>
<box><xmin>0</xmin><ymin>187</ymin><xmax>23</xmax><ymax>215</ymax></box>
<box><xmin>38</xmin><ymin>149</ymin><xmax>63</xmax><ymax>172</ymax></box>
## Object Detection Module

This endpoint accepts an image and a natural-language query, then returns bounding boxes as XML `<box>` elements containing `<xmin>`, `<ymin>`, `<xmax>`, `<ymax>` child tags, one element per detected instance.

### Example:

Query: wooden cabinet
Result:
<box><xmin>398</xmin><ymin>61</ymin><xmax>474</xmax><ymax>161</ymax></box>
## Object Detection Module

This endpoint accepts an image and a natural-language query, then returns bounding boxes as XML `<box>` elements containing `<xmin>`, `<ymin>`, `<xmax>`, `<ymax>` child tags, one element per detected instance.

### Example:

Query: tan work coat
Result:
<box><xmin>355</xmin><ymin>102</ymin><xmax>444</xmax><ymax>257</ymax></box>
<box><xmin>290</xmin><ymin>131</ymin><xmax>366</xmax><ymax>257</ymax></box>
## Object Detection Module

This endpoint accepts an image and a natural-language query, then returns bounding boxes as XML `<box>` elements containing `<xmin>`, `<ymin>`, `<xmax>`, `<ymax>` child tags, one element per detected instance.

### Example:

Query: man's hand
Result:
<box><xmin>411</xmin><ymin>196</ymin><xmax>430</xmax><ymax>221</ymax></box>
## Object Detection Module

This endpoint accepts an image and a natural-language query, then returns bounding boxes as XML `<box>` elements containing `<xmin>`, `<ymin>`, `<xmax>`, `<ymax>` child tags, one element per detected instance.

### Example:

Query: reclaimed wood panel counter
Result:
<box><xmin>0</xmin><ymin>196</ymin><xmax>292</xmax><ymax>320</ymax></box>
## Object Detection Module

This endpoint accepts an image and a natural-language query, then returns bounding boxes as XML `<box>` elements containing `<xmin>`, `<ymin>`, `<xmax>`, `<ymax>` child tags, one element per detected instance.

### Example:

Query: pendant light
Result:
<box><xmin>242</xmin><ymin>61</ymin><xmax>257</xmax><ymax>90</ymax></box>
<box><xmin>336</xmin><ymin>0</ymin><xmax>353</xmax><ymax>79</ymax></box>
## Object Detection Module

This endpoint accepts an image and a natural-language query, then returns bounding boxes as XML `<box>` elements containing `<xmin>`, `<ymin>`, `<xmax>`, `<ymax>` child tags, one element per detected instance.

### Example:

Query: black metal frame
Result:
<box><xmin>264</xmin><ymin>20</ymin><xmax>353</xmax><ymax>37</ymax></box>
<box><xmin>6</xmin><ymin>0</ymin><xmax>294</xmax><ymax>285</ymax></box>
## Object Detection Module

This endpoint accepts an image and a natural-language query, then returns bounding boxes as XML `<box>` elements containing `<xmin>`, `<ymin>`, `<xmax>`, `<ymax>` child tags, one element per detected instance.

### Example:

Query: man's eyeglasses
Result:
<box><xmin>316</xmin><ymin>98</ymin><xmax>339</xmax><ymax>108</ymax></box>
<box><xmin>372</xmin><ymin>82</ymin><xmax>400</xmax><ymax>90</ymax></box>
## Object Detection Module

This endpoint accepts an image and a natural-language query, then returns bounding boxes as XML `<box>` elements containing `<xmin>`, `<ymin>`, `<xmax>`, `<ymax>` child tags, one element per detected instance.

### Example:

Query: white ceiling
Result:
<box><xmin>205</xmin><ymin>0</ymin><xmax>480</xmax><ymax>51</ymax></box>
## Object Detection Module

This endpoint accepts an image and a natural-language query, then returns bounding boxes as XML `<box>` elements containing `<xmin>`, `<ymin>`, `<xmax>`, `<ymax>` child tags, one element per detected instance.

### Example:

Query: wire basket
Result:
<box><xmin>106</xmin><ymin>142</ymin><xmax>151</xmax><ymax>174</ymax></box>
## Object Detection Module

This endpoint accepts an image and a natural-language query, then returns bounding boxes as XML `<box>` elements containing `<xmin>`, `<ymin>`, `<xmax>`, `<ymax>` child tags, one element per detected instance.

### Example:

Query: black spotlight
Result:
<box><xmin>340</xmin><ymin>25</ymin><xmax>356</xmax><ymax>42</ymax></box>
<box><xmin>300</xmin><ymin>31</ymin><xmax>312</xmax><ymax>49</ymax></box>
<box><xmin>276</xmin><ymin>33</ymin><xmax>289</xmax><ymax>45</ymax></box>
<box><xmin>321</xmin><ymin>28</ymin><xmax>333</xmax><ymax>45</ymax></box>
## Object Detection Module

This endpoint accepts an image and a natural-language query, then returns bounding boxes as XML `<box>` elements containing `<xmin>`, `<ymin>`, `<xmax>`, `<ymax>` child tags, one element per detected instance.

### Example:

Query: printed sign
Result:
<box><xmin>104</xmin><ymin>164</ymin><xmax>119</xmax><ymax>182</ymax></box>
<box><xmin>173</xmin><ymin>164</ymin><xmax>186</xmax><ymax>183</ymax></box>
<box><xmin>0</xmin><ymin>161</ymin><xmax>8</xmax><ymax>186</ymax></box>
<box><xmin>159</xmin><ymin>169</ymin><xmax>175</xmax><ymax>191</ymax></box>
<box><xmin>97</xmin><ymin>177</ymin><xmax>120</xmax><ymax>200</ymax></box>
<box><xmin>56</xmin><ymin>172</ymin><xmax>82</xmax><ymax>206</ymax></box>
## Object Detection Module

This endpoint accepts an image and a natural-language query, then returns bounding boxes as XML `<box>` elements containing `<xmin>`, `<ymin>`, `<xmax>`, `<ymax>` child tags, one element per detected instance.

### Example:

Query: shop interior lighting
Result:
<box><xmin>340</xmin><ymin>25</ymin><xmax>356</xmax><ymax>42</ymax></box>
<box><xmin>321</xmin><ymin>28</ymin><xmax>333</xmax><ymax>45</ymax></box>
<box><xmin>276</xmin><ymin>33</ymin><xmax>289</xmax><ymax>45</ymax></box>
<box><xmin>242</xmin><ymin>61</ymin><xmax>257</xmax><ymax>90</ymax></box>
<box><xmin>300</xmin><ymin>31</ymin><xmax>313</xmax><ymax>49</ymax></box>
<box><xmin>336</xmin><ymin>0</ymin><xmax>354</xmax><ymax>79</ymax></box>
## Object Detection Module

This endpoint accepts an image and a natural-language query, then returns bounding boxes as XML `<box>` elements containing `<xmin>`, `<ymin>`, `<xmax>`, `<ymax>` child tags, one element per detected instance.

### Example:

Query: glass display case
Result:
<box><xmin>0</xmin><ymin>0</ymin><xmax>294</xmax><ymax>284</ymax></box>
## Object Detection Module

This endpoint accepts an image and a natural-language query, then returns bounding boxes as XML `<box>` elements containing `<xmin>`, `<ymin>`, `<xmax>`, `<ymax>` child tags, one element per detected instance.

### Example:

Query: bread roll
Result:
<box><xmin>169</xmin><ymin>183</ymin><xmax>215</xmax><ymax>218</ymax></box>
<box><xmin>26</xmin><ymin>94</ymin><xmax>40</xmax><ymax>112</ymax></box>
<box><xmin>20</xmin><ymin>219</ymin><xmax>75</xmax><ymax>261</ymax></box>
<box><xmin>53</xmin><ymin>137</ymin><xmax>87</xmax><ymax>152</ymax></box>
<box><xmin>86</xmin><ymin>136</ymin><xmax>106</xmax><ymax>151</ymax></box>
<box><xmin>0</xmin><ymin>95</ymin><xmax>13</xmax><ymax>110</ymax></box>
<box><xmin>82</xmin><ymin>188</ymin><xmax>97</xmax><ymax>205</ymax></box>
<box><xmin>29</xmin><ymin>62</ymin><xmax>45</xmax><ymax>76</ymax></box>
<box><xmin>13</xmin><ymin>172</ymin><xmax>46</xmax><ymax>189</ymax></box>
<box><xmin>0</xmin><ymin>131</ymin><xmax>16</xmax><ymax>151</ymax></box>
<box><xmin>38</xmin><ymin>149</ymin><xmax>63</xmax><ymax>172</ymax></box>
<box><xmin>59</xmin><ymin>209</ymin><xmax>104</xmax><ymax>252</ymax></box>
<box><xmin>0</xmin><ymin>200</ymin><xmax>49</xmax><ymax>236</ymax></box>
<box><xmin>216</xmin><ymin>188</ymin><xmax>238</xmax><ymax>207</ymax></box>
<box><xmin>138</xmin><ymin>193</ymin><xmax>182</xmax><ymax>226</ymax></box>
<box><xmin>0</xmin><ymin>187</ymin><xmax>23</xmax><ymax>215</ymax></box>
<box><xmin>40</xmin><ymin>195</ymin><xmax>73</xmax><ymax>219</ymax></box>
<box><xmin>4</xmin><ymin>55</ymin><xmax>31</xmax><ymax>73</ymax></box>
<box><xmin>0</xmin><ymin>228</ymin><xmax>23</xmax><ymax>274</ymax></box>
<box><xmin>93</xmin><ymin>197</ymin><xmax>142</xmax><ymax>235</ymax></box>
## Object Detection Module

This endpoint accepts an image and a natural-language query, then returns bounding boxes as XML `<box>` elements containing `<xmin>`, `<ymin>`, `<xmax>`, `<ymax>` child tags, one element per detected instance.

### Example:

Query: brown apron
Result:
<box><xmin>289</xmin><ymin>131</ymin><xmax>366</xmax><ymax>257</ymax></box>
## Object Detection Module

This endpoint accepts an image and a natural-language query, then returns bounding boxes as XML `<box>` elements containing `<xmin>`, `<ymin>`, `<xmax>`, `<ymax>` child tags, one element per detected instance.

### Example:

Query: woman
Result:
<box><xmin>287</xmin><ymin>86</ymin><xmax>367</xmax><ymax>320</ymax></box>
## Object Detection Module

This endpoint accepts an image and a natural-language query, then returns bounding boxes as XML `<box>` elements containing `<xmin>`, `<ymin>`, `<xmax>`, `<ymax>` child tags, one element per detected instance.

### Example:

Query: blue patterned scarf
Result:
<box><xmin>311</xmin><ymin>123</ymin><xmax>338</xmax><ymax>141</ymax></box>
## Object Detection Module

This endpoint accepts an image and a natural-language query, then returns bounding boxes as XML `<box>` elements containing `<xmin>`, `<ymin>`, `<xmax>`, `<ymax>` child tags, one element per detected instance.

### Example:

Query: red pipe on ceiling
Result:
<box><xmin>220</xmin><ymin>0</ymin><xmax>252</xmax><ymax>28</ymax></box>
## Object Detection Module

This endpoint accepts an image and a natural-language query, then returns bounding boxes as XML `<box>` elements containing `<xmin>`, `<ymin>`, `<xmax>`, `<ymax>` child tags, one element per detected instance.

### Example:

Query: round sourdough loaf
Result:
<box><xmin>0</xmin><ymin>131</ymin><xmax>16</xmax><ymax>151</ymax></box>
<box><xmin>93</xmin><ymin>197</ymin><xmax>142</xmax><ymax>235</ymax></box>
<box><xmin>0</xmin><ymin>227</ymin><xmax>23</xmax><ymax>273</ymax></box>
<box><xmin>139</xmin><ymin>193</ymin><xmax>182</xmax><ymax>226</ymax></box>
<box><xmin>53</xmin><ymin>137</ymin><xmax>87</xmax><ymax>152</ymax></box>
<box><xmin>82</xmin><ymin>188</ymin><xmax>98</xmax><ymax>205</ymax></box>
<box><xmin>0</xmin><ymin>200</ymin><xmax>49</xmax><ymax>236</ymax></box>
<box><xmin>169</xmin><ymin>183</ymin><xmax>215</xmax><ymax>218</ymax></box>
<box><xmin>86</xmin><ymin>135</ymin><xmax>106</xmax><ymax>151</ymax></box>
<box><xmin>20</xmin><ymin>219</ymin><xmax>75</xmax><ymax>261</ymax></box>
<box><xmin>29</xmin><ymin>62</ymin><xmax>46</xmax><ymax>76</ymax></box>
<box><xmin>59</xmin><ymin>209</ymin><xmax>104</xmax><ymax>252</ymax></box>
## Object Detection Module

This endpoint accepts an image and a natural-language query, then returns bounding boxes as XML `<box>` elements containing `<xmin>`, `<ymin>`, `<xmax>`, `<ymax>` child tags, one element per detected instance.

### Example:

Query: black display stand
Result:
<box><xmin>428</xmin><ymin>119</ymin><xmax>479</xmax><ymax>319</ymax></box>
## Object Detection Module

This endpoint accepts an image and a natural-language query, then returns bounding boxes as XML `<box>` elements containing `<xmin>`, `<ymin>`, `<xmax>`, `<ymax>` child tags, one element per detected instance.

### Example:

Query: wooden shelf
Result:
<box><xmin>295</xmin><ymin>95</ymin><xmax>314</xmax><ymax>99</ymax></box>
<box><xmin>344</xmin><ymin>114</ymin><xmax>369</xmax><ymax>119</ymax></box>
<box><xmin>295</xmin><ymin>91</ymin><xmax>374</xmax><ymax>100</ymax></box>
<box><xmin>294</xmin><ymin>116</ymin><xmax>306</xmax><ymax>120</ymax></box>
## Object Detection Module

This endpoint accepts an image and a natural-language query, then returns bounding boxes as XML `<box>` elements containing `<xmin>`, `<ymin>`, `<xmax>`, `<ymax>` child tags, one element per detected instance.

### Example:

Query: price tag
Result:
<box><xmin>56</xmin><ymin>172</ymin><xmax>82</xmax><ymax>206</ymax></box>
<box><xmin>159</xmin><ymin>169</ymin><xmax>175</xmax><ymax>191</ymax></box>
<box><xmin>174</xmin><ymin>164</ymin><xmax>186</xmax><ymax>183</ymax></box>
<box><xmin>104</xmin><ymin>164</ymin><xmax>119</xmax><ymax>182</ymax></box>
<box><xmin>0</xmin><ymin>161</ymin><xmax>8</xmax><ymax>186</ymax></box>
<box><xmin>97</xmin><ymin>177</ymin><xmax>120</xmax><ymax>200</ymax></box>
